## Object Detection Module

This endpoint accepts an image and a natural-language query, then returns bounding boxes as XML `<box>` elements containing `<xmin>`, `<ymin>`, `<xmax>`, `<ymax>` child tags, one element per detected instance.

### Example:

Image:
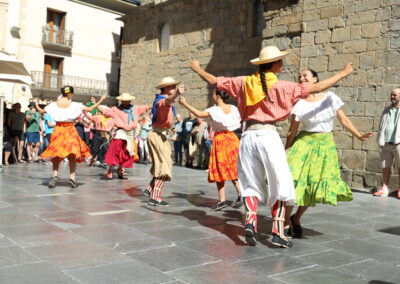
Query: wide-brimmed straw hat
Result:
<box><xmin>155</xmin><ymin>77</ymin><xmax>180</xmax><ymax>89</ymax></box>
<box><xmin>250</xmin><ymin>46</ymin><xmax>289</xmax><ymax>65</ymax></box>
<box><xmin>116</xmin><ymin>92</ymin><xmax>136</xmax><ymax>101</ymax></box>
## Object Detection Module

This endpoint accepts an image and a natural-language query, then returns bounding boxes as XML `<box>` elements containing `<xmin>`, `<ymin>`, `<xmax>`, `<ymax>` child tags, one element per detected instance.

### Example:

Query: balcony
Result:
<box><xmin>31</xmin><ymin>71</ymin><xmax>119</xmax><ymax>97</ymax></box>
<box><xmin>42</xmin><ymin>26</ymin><xmax>73</xmax><ymax>51</ymax></box>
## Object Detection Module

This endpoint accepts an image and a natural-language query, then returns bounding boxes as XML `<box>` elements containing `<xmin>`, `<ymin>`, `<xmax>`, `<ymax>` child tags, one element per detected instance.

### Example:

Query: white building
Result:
<box><xmin>0</xmin><ymin>0</ymin><xmax>139</xmax><ymax>106</ymax></box>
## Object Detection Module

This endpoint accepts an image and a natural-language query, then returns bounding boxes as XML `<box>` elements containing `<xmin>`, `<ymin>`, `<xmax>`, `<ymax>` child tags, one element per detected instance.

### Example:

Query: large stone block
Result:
<box><xmin>359</xmin><ymin>51</ymin><xmax>376</xmax><ymax>70</ymax></box>
<box><xmin>365</xmin><ymin>102</ymin><xmax>386</xmax><ymax>117</ymax></box>
<box><xmin>340</xmin><ymin>168</ymin><xmax>353</xmax><ymax>185</ymax></box>
<box><xmin>335</xmin><ymin>87</ymin><xmax>359</xmax><ymax>102</ymax></box>
<box><xmin>365</xmin><ymin>150</ymin><xmax>381</xmax><ymax>172</ymax></box>
<box><xmin>304</xmin><ymin>19</ymin><xmax>329</xmax><ymax>32</ymax></box>
<box><xmin>320</xmin><ymin>6</ymin><xmax>341</xmax><ymax>18</ymax></box>
<box><xmin>355</xmin><ymin>0</ymin><xmax>381</xmax><ymax>12</ymax></box>
<box><xmin>390</xmin><ymin>37</ymin><xmax>400</xmax><ymax>49</ymax></box>
<box><xmin>361</xmin><ymin>23</ymin><xmax>382</xmax><ymax>38</ymax></box>
<box><xmin>350</xmin><ymin>117</ymin><xmax>374</xmax><ymax>132</ymax></box>
<box><xmin>384</xmin><ymin>69</ymin><xmax>400</xmax><ymax>85</ymax></box>
<box><xmin>358</xmin><ymin>87</ymin><xmax>375</xmax><ymax>102</ymax></box>
<box><xmin>315</xmin><ymin>30</ymin><xmax>331</xmax><ymax>44</ymax></box>
<box><xmin>301</xmin><ymin>45</ymin><xmax>321</xmax><ymax>58</ymax></box>
<box><xmin>367</xmin><ymin>68</ymin><xmax>384</xmax><ymax>86</ymax></box>
<box><xmin>341</xmin><ymin>150</ymin><xmax>366</xmax><ymax>170</ymax></box>
<box><xmin>308</xmin><ymin>56</ymin><xmax>328</xmax><ymax>72</ymax></box>
<box><xmin>380</xmin><ymin>50</ymin><xmax>400</xmax><ymax>67</ymax></box>
<box><xmin>387</xmin><ymin>19</ymin><xmax>400</xmax><ymax>32</ymax></box>
<box><xmin>303</xmin><ymin>0</ymin><xmax>318</xmax><ymax>11</ymax></box>
<box><xmin>334</xmin><ymin>131</ymin><xmax>353</xmax><ymax>149</ymax></box>
<box><xmin>341</xmin><ymin>39</ymin><xmax>367</xmax><ymax>53</ymax></box>
<box><xmin>301</xmin><ymin>32</ymin><xmax>315</xmax><ymax>46</ymax></box>
<box><xmin>376</xmin><ymin>7</ymin><xmax>391</xmax><ymax>21</ymax></box>
<box><xmin>331</xmin><ymin>27</ymin><xmax>351</xmax><ymax>42</ymax></box>
<box><xmin>316</xmin><ymin>0</ymin><xmax>331</xmax><ymax>9</ymax></box>
<box><xmin>342</xmin><ymin>102</ymin><xmax>366</xmax><ymax>116</ymax></box>
<box><xmin>346</xmin><ymin>10</ymin><xmax>376</xmax><ymax>25</ymax></box>
<box><xmin>350</xmin><ymin>26</ymin><xmax>362</xmax><ymax>40</ymax></box>
<box><xmin>328</xmin><ymin>17</ymin><xmax>346</xmax><ymax>29</ymax></box>
<box><xmin>303</xmin><ymin>9</ymin><xmax>321</xmax><ymax>21</ymax></box>
<box><xmin>328</xmin><ymin>54</ymin><xmax>359</xmax><ymax>71</ymax></box>
<box><xmin>375</xmin><ymin>86</ymin><xmax>394</xmax><ymax>102</ymax></box>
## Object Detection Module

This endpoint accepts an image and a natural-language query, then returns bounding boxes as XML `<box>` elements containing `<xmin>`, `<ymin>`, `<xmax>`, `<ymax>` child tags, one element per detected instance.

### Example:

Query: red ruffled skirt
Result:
<box><xmin>208</xmin><ymin>131</ymin><xmax>239</xmax><ymax>182</ymax></box>
<box><xmin>41</xmin><ymin>122</ymin><xmax>91</xmax><ymax>163</ymax></box>
<box><xmin>104</xmin><ymin>139</ymin><xmax>135</xmax><ymax>168</ymax></box>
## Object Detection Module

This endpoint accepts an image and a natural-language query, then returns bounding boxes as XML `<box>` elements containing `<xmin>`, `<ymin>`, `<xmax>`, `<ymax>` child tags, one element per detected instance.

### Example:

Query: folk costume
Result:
<box><xmin>40</xmin><ymin>102</ymin><xmax>91</xmax><ymax>162</ymax></box>
<box><xmin>287</xmin><ymin>92</ymin><xmax>353</xmax><ymax>206</ymax></box>
<box><xmin>145</xmin><ymin>77</ymin><xmax>179</xmax><ymax>206</ymax></box>
<box><xmin>206</xmin><ymin>105</ymin><xmax>241</xmax><ymax>183</ymax></box>
<box><xmin>216</xmin><ymin>46</ymin><xmax>309</xmax><ymax>247</ymax></box>
<box><xmin>89</xmin><ymin>113</ymin><xmax>114</xmax><ymax>164</ymax></box>
<box><xmin>101</xmin><ymin>93</ymin><xmax>149</xmax><ymax>169</ymax></box>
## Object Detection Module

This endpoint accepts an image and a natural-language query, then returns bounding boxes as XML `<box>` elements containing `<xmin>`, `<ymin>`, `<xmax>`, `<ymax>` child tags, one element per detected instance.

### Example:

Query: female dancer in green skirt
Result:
<box><xmin>284</xmin><ymin>69</ymin><xmax>374</xmax><ymax>238</ymax></box>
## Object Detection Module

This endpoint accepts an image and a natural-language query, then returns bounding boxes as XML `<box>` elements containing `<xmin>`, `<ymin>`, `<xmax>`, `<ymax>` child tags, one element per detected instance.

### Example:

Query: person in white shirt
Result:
<box><xmin>179</xmin><ymin>89</ymin><xmax>242</xmax><ymax>210</ymax></box>
<box><xmin>35</xmin><ymin>86</ymin><xmax>105</xmax><ymax>189</ymax></box>
<box><xmin>284</xmin><ymin>69</ymin><xmax>374</xmax><ymax>238</ymax></box>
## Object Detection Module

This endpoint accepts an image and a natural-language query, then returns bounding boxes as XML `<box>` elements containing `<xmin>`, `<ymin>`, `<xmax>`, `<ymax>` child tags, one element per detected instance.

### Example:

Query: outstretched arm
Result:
<box><xmin>178</xmin><ymin>96</ymin><xmax>210</xmax><ymax>118</ymax></box>
<box><xmin>285</xmin><ymin>115</ymin><xmax>300</xmax><ymax>150</ymax></box>
<box><xmin>336</xmin><ymin>109</ymin><xmax>374</xmax><ymax>140</ymax></box>
<box><xmin>190</xmin><ymin>60</ymin><xmax>217</xmax><ymax>85</ymax></box>
<box><xmin>166</xmin><ymin>85</ymin><xmax>185</xmax><ymax>105</ymax></box>
<box><xmin>34</xmin><ymin>100</ymin><xmax>46</xmax><ymax>114</ymax></box>
<box><xmin>83</xmin><ymin>95</ymin><xmax>106</xmax><ymax>112</ymax></box>
<box><xmin>309</xmin><ymin>63</ymin><xmax>353</xmax><ymax>94</ymax></box>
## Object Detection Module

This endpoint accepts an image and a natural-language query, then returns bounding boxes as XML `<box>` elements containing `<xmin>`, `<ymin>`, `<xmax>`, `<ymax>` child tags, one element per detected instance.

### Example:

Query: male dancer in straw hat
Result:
<box><xmin>190</xmin><ymin>46</ymin><xmax>353</xmax><ymax>247</ymax></box>
<box><xmin>145</xmin><ymin>77</ymin><xmax>184</xmax><ymax>206</ymax></box>
<box><xmin>98</xmin><ymin>93</ymin><xmax>149</xmax><ymax>179</ymax></box>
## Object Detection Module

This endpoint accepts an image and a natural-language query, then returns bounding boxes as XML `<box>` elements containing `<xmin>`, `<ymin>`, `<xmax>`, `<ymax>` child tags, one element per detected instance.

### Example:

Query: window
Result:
<box><xmin>43</xmin><ymin>56</ymin><xmax>63</xmax><ymax>89</ymax></box>
<box><xmin>251</xmin><ymin>0</ymin><xmax>264</xmax><ymax>37</ymax></box>
<box><xmin>159</xmin><ymin>23</ymin><xmax>170</xmax><ymax>52</ymax></box>
<box><xmin>45</xmin><ymin>9</ymin><xmax>66</xmax><ymax>44</ymax></box>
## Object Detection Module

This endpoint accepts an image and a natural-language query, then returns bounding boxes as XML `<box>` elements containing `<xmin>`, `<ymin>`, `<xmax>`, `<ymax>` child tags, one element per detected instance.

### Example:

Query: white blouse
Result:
<box><xmin>45</xmin><ymin>102</ymin><xmax>84</xmax><ymax>122</ymax></box>
<box><xmin>205</xmin><ymin>105</ymin><xmax>241</xmax><ymax>132</ymax></box>
<box><xmin>291</xmin><ymin>91</ymin><xmax>344</xmax><ymax>133</ymax></box>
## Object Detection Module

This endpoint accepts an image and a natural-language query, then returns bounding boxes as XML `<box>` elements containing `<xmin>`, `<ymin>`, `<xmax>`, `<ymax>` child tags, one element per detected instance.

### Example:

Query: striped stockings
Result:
<box><xmin>244</xmin><ymin>197</ymin><xmax>258</xmax><ymax>231</ymax></box>
<box><xmin>149</xmin><ymin>177</ymin><xmax>167</xmax><ymax>201</ymax></box>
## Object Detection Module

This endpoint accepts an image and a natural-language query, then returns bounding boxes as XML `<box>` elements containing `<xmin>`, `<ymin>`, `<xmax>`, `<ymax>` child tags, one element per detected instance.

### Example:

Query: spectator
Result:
<box><xmin>43</xmin><ymin>111</ymin><xmax>56</xmax><ymax>151</ymax></box>
<box><xmin>8</xmin><ymin>103</ymin><xmax>25</xmax><ymax>162</ymax></box>
<box><xmin>2</xmin><ymin>122</ymin><xmax>13</xmax><ymax>165</ymax></box>
<box><xmin>172</xmin><ymin>114</ymin><xmax>183</xmax><ymax>166</ymax></box>
<box><xmin>192</xmin><ymin>117</ymin><xmax>208</xmax><ymax>169</ymax></box>
<box><xmin>181</xmin><ymin>111</ymin><xmax>197</xmax><ymax>167</ymax></box>
<box><xmin>138</xmin><ymin>116</ymin><xmax>152</xmax><ymax>164</ymax></box>
<box><xmin>25</xmin><ymin>102</ymin><xmax>41</xmax><ymax>162</ymax></box>
<box><xmin>374</xmin><ymin>87</ymin><xmax>400</xmax><ymax>199</ymax></box>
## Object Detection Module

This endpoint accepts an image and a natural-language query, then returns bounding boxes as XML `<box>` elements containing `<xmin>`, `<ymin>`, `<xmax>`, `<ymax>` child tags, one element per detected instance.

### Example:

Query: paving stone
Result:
<box><xmin>65</xmin><ymin>260</ymin><xmax>174</xmax><ymax>284</ymax></box>
<box><xmin>0</xmin><ymin>246</ymin><xmax>39</xmax><ymax>268</ymax></box>
<box><xmin>0</xmin><ymin>262</ymin><xmax>78</xmax><ymax>284</ymax></box>
<box><xmin>127</xmin><ymin>245</ymin><xmax>218</xmax><ymax>272</ymax></box>
<box><xmin>167</xmin><ymin>261</ymin><xmax>280</xmax><ymax>284</ymax></box>
<box><xmin>295</xmin><ymin>249</ymin><xmax>368</xmax><ymax>269</ymax></box>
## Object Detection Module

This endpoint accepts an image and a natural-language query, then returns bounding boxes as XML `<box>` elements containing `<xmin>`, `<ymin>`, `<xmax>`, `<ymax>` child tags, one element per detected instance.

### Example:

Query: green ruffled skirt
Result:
<box><xmin>287</xmin><ymin>131</ymin><xmax>353</xmax><ymax>207</ymax></box>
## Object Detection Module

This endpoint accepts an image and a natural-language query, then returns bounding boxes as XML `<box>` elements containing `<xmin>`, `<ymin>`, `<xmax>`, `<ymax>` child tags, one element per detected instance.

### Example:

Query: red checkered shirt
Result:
<box><xmin>216</xmin><ymin>76</ymin><xmax>309</xmax><ymax>122</ymax></box>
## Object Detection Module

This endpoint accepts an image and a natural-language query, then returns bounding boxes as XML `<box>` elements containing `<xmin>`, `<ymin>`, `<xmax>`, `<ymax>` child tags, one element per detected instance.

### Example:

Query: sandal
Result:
<box><xmin>18</xmin><ymin>159</ymin><xmax>26</xmax><ymax>163</ymax></box>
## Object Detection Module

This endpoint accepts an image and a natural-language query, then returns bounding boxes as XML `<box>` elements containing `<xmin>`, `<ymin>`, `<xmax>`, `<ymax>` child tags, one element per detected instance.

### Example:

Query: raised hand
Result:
<box><xmin>342</xmin><ymin>63</ymin><xmax>353</xmax><ymax>76</ymax></box>
<box><xmin>100</xmin><ymin>95</ymin><xmax>107</xmax><ymax>102</ymax></box>
<box><xmin>177</xmin><ymin>84</ymin><xmax>185</xmax><ymax>94</ymax></box>
<box><xmin>190</xmin><ymin>59</ymin><xmax>200</xmax><ymax>71</ymax></box>
<box><xmin>178</xmin><ymin>96</ymin><xmax>187</xmax><ymax>105</ymax></box>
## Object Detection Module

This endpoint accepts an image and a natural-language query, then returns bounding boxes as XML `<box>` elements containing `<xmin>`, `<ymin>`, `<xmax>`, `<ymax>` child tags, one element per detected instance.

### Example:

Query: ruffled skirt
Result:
<box><xmin>40</xmin><ymin>122</ymin><xmax>91</xmax><ymax>163</ymax></box>
<box><xmin>287</xmin><ymin>131</ymin><xmax>353</xmax><ymax>207</ymax></box>
<box><xmin>208</xmin><ymin>131</ymin><xmax>239</xmax><ymax>182</ymax></box>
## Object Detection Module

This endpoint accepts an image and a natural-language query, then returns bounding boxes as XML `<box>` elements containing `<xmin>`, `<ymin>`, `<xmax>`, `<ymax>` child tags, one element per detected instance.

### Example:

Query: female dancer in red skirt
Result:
<box><xmin>35</xmin><ymin>86</ymin><xmax>106</xmax><ymax>189</ymax></box>
<box><xmin>178</xmin><ymin>89</ymin><xmax>242</xmax><ymax>210</ymax></box>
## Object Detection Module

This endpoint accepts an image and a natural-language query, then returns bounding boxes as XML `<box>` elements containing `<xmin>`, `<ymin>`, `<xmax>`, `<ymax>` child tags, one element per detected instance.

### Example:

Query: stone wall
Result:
<box><xmin>120</xmin><ymin>0</ymin><xmax>400</xmax><ymax>191</ymax></box>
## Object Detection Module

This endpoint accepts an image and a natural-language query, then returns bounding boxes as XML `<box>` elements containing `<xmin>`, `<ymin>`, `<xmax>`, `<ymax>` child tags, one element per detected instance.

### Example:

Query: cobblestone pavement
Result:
<box><xmin>0</xmin><ymin>162</ymin><xmax>399</xmax><ymax>284</ymax></box>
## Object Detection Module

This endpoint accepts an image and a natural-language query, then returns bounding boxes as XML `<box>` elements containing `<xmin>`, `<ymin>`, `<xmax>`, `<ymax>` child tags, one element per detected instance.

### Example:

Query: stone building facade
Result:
<box><xmin>120</xmin><ymin>0</ymin><xmax>400</xmax><ymax>191</ymax></box>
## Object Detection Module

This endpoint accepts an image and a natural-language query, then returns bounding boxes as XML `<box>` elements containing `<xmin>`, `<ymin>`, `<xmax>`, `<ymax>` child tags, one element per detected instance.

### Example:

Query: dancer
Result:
<box><xmin>144</xmin><ymin>77</ymin><xmax>183</xmax><ymax>206</ymax></box>
<box><xmin>35</xmin><ymin>86</ymin><xmax>106</xmax><ymax>188</ymax></box>
<box><xmin>98</xmin><ymin>93</ymin><xmax>149</xmax><ymax>179</ymax></box>
<box><xmin>87</xmin><ymin>110</ymin><xmax>114</xmax><ymax>167</ymax></box>
<box><xmin>178</xmin><ymin>90</ymin><xmax>242</xmax><ymax>210</ymax></box>
<box><xmin>284</xmin><ymin>69</ymin><xmax>374</xmax><ymax>238</ymax></box>
<box><xmin>190</xmin><ymin>46</ymin><xmax>353</xmax><ymax>248</ymax></box>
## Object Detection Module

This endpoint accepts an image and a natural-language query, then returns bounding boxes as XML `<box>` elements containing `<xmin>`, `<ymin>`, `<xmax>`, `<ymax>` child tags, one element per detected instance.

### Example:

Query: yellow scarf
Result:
<box><xmin>99</xmin><ymin>115</ymin><xmax>112</xmax><ymax>129</ymax></box>
<box><xmin>244</xmin><ymin>72</ymin><xmax>278</xmax><ymax>106</ymax></box>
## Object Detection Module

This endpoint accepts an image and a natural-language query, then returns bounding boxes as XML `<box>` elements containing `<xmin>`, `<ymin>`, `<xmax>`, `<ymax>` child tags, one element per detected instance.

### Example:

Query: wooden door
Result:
<box><xmin>43</xmin><ymin>56</ymin><xmax>63</xmax><ymax>89</ymax></box>
<box><xmin>47</xmin><ymin>10</ymin><xmax>66</xmax><ymax>44</ymax></box>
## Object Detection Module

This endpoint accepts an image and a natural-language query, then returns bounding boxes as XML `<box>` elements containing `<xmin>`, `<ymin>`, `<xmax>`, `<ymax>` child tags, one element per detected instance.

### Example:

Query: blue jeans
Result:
<box><xmin>174</xmin><ymin>140</ymin><xmax>184</xmax><ymax>165</ymax></box>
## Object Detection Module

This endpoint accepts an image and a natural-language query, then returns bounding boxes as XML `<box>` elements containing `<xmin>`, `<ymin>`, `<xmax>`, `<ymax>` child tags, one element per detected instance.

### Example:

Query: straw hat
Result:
<box><xmin>155</xmin><ymin>77</ymin><xmax>180</xmax><ymax>89</ymax></box>
<box><xmin>250</xmin><ymin>46</ymin><xmax>289</xmax><ymax>65</ymax></box>
<box><xmin>116</xmin><ymin>92</ymin><xmax>136</xmax><ymax>101</ymax></box>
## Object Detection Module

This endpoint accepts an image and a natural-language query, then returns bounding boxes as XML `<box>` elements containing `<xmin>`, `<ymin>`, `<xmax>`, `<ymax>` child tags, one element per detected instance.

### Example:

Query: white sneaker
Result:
<box><xmin>373</xmin><ymin>186</ymin><xmax>389</xmax><ymax>197</ymax></box>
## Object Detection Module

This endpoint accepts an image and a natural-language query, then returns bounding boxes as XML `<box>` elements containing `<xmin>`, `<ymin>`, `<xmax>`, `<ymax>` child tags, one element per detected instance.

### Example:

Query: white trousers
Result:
<box><xmin>238</xmin><ymin>129</ymin><xmax>296</xmax><ymax>207</ymax></box>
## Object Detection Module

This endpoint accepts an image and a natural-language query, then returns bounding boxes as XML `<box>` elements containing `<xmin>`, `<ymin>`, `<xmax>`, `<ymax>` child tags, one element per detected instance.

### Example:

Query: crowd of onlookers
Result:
<box><xmin>2</xmin><ymin>98</ymin><xmax>220</xmax><ymax>170</ymax></box>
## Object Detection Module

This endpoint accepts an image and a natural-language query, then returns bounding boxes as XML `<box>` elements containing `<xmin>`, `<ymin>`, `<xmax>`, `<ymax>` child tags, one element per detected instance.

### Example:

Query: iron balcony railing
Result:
<box><xmin>31</xmin><ymin>71</ymin><xmax>119</xmax><ymax>97</ymax></box>
<box><xmin>42</xmin><ymin>25</ymin><xmax>73</xmax><ymax>49</ymax></box>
